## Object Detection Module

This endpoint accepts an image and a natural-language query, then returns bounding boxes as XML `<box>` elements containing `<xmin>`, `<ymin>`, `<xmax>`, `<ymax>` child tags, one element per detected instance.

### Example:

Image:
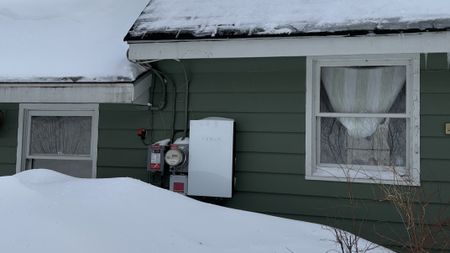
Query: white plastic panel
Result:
<box><xmin>188</xmin><ymin>118</ymin><xmax>234</xmax><ymax>198</ymax></box>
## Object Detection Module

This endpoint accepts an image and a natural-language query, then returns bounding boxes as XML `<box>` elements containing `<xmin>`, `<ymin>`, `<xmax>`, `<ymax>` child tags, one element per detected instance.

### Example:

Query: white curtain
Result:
<box><xmin>321</xmin><ymin>66</ymin><xmax>405</xmax><ymax>138</ymax></box>
<box><xmin>30</xmin><ymin>116</ymin><xmax>92</xmax><ymax>155</ymax></box>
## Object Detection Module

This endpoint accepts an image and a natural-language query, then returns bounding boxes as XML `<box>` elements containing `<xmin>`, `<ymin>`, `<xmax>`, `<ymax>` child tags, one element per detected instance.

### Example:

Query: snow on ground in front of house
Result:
<box><xmin>0</xmin><ymin>169</ymin><xmax>392</xmax><ymax>253</ymax></box>
<box><xmin>0</xmin><ymin>0</ymin><xmax>148</xmax><ymax>82</ymax></box>
<box><xmin>130</xmin><ymin>0</ymin><xmax>450</xmax><ymax>37</ymax></box>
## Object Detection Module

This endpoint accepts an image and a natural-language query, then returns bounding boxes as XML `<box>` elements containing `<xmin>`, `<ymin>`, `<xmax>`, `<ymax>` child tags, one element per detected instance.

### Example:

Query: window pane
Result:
<box><xmin>31</xmin><ymin>159</ymin><xmax>93</xmax><ymax>178</ymax></box>
<box><xmin>320</xmin><ymin>66</ymin><xmax>406</xmax><ymax>114</ymax></box>
<box><xmin>29</xmin><ymin>116</ymin><xmax>92</xmax><ymax>156</ymax></box>
<box><xmin>320</xmin><ymin>117</ymin><xmax>406</xmax><ymax>168</ymax></box>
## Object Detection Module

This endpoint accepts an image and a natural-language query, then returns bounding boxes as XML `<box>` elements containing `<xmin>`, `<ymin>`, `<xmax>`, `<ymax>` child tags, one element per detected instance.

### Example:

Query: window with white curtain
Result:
<box><xmin>305</xmin><ymin>55</ymin><xmax>420</xmax><ymax>185</ymax></box>
<box><xmin>16</xmin><ymin>104</ymin><xmax>99</xmax><ymax>178</ymax></box>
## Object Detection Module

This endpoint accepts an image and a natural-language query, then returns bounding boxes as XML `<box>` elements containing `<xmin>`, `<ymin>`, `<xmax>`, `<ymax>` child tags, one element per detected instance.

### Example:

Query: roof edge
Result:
<box><xmin>124</xmin><ymin>18</ymin><xmax>450</xmax><ymax>42</ymax></box>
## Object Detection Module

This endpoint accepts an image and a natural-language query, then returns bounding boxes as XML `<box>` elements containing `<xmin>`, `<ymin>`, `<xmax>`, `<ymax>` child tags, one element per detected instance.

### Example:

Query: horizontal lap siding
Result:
<box><xmin>415</xmin><ymin>55</ymin><xmax>450</xmax><ymax>253</ymax></box>
<box><xmin>97</xmin><ymin>58</ymin><xmax>307</xmax><ymax>183</ymax></box>
<box><xmin>420</xmin><ymin>54</ymin><xmax>450</xmax><ymax>200</ymax></box>
<box><xmin>0</xmin><ymin>104</ymin><xmax>18</xmax><ymax>176</ymax></box>
<box><xmin>97</xmin><ymin>55</ymin><xmax>450</xmax><ymax>252</ymax></box>
<box><xmin>97</xmin><ymin>105</ymin><xmax>149</xmax><ymax>182</ymax></box>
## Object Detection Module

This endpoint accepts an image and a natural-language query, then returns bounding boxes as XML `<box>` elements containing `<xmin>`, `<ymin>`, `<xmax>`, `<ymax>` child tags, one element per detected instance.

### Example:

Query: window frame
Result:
<box><xmin>16</xmin><ymin>104</ymin><xmax>99</xmax><ymax>178</ymax></box>
<box><xmin>305</xmin><ymin>54</ymin><xmax>420</xmax><ymax>186</ymax></box>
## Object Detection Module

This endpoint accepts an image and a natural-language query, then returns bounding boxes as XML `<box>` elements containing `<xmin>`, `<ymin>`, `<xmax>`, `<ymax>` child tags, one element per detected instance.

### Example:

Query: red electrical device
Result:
<box><xmin>149</xmin><ymin>144</ymin><xmax>164</xmax><ymax>172</ymax></box>
<box><xmin>136</xmin><ymin>128</ymin><xmax>146</xmax><ymax>140</ymax></box>
<box><xmin>147</xmin><ymin>139</ymin><xmax>170</xmax><ymax>174</ymax></box>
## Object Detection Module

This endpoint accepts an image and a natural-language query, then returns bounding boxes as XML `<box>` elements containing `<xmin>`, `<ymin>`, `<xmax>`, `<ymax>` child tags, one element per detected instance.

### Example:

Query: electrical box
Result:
<box><xmin>165</xmin><ymin>138</ymin><xmax>189</xmax><ymax>173</ymax></box>
<box><xmin>188</xmin><ymin>118</ymin><xmax>234</xmax><ymax>198</ymax></box>
<box><xmin>170</xmin><ymin>175</ymin><xmax>188</xmax><ymax>195</ymax></box>
<box><xmin>147</xmin><ymin>139</ymin><xmax>170</xmax><ymax>173</ymax></box>
<box><xmin>446</xmin><ymin>123</ymin><xmax>450</xmax><ymax>135</ymax></box>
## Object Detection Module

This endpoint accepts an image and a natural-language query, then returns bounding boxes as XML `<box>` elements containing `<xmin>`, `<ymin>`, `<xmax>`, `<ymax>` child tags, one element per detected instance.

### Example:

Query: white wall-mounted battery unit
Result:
<box><xmin>188</xmin><ymin>118</ymin><xmax>234</xmax><ymax>198</ymax></box>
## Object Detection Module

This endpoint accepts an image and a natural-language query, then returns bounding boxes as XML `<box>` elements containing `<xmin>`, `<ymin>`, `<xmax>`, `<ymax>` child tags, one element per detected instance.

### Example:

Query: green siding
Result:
<box><xmin>423</xmin><ymin>53</ymin><xmax>449</xmax><ymax>70</ymax></box>
<box><xmin>1</xmin><ymin>54</ymin><xmax>449</xmax><ymax>251</ymax></box>
<box><xmin>97</xmin><ymin>104</ymin><xmax>149</xmax><ymax>181</ymax></box>
<box><xmin>0</xmin><ymin>104</ymin><xmax>18</xmax><ymax>176</ymax></box>
<box><xmin>97</xmin><ymin>55</ymin><xmax>450</xmax><ymax>252</ymax></box>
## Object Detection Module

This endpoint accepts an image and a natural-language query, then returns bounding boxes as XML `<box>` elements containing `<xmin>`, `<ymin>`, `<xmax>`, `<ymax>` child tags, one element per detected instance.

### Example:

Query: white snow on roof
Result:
<box><xmin>129</xmin><ymin>0</ymin><xmax>450</xmax><ymax>38</ymax></box>
<box><xmin>0</xmin><ymin>169</ymin><xmax>392</xmax><ymax>253</ymax></box>
<box><xmin>0</xmin><ymin>0</ymin><xmax>149</xmax><ymax>82</ymax></box>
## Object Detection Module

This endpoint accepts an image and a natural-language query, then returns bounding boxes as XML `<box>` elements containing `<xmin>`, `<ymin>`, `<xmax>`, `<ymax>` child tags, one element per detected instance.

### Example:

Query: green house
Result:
<box><xmin>1</xmin><ymin>0</ymin><xmax>450</xmax><ymax>251</ymax></box>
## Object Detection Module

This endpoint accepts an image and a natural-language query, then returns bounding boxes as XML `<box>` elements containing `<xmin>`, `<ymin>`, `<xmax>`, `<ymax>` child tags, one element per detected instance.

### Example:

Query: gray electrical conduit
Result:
<box><xmin>150</xmin><ymin>68</ymin><xmax>177</xmax><ymax>142</ymax></box>
<box><xmin>129</xmin><ymin>57</ymin><xmax>190</xmax><ymax>142</ymax></box>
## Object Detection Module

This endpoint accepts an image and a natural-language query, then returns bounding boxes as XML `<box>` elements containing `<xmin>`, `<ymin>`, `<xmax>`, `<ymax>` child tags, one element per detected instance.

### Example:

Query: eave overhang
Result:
<box><xmin>0</xmin><ymin>72</ymin><xmax>151</xmax><ymax>104</ymax></box>
<box><xmin>127</xmin><ymin>30</ymin><xmax>450</xmax><ymax>60</ymax></box>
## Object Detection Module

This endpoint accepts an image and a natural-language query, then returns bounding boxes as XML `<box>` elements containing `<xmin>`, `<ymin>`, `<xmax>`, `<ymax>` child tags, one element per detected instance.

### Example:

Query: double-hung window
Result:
<box><xmin>17</xmin><ymin>104</ymin><xmax>99</xmax><ymax>178</ymax></box>
<box><xmin>305</xmin><ymin>55</ymin><xmax>420</xmax><ymax>185</ymax></box>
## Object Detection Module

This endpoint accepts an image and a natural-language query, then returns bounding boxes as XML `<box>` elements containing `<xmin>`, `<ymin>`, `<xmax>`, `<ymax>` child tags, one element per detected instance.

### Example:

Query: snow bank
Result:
<box><xmin>0</xmin><ymin>0</ymin><xmax>148</xmax><ymax>82</ymax></box>
<box><xmin>0</xmin><ymin>169</ymin><xmax>391</xmax><ymax>253</ymax></box>
<box><xmin>129</xmin><ymin>0</ymin><xmax>450</xmax><ymax>38</ymax></box>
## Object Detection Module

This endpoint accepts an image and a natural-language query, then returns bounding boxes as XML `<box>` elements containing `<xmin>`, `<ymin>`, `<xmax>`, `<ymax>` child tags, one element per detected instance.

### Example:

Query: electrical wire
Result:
<box><xmin>127</xmin><ymin>57</ymin><xmax>191</xmax><ymax>189</ymax></box>
<box><xmin>177</xmin><ymin>60</ymin><xmax>190</xmax><ymax>139</ymax></box>
<box><xmin>147</xmin><ymin>67</ymin><xmax>167</xmax><ymax>111</ymax></box>
<box><xmin>150</xmin><ymin>68</ymin><xmax>177</xmax><ymax>142</ymax></box>
<box><xmin>130</xmin><ymin>58</ymin><xmax>190</xmax><ymax>142</ymax></box>
<box><xmin>166</xmin><ymin>74</ymin><xmax>177</xmax><ymax>142</ymax></box>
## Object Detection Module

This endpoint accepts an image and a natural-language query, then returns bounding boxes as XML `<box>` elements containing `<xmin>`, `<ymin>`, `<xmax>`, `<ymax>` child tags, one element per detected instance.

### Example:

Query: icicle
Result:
<box><xmin>447</xmin><ymin>53</ymin><xmax>450</xmax><ymax>70</ymax></box>
<box><xmin>424</xmin><ymin>53</ymin><xmax>428</xmax><ymax>70</ymax></box>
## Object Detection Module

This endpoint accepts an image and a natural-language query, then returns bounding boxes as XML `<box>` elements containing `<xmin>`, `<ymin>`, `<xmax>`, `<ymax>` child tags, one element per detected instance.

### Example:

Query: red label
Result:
<box><xmin>150</xmin><ymin>163</ymin><xmax>161</xmax><ymax>170</ymax></box>
<box><xmin>173</xmin><ymin>182</ymin><xmax>185</xmax><ymax>192</ymax></box>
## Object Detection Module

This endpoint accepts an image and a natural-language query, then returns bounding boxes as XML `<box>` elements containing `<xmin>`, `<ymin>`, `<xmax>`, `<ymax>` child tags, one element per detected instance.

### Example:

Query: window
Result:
<box><xmin>16</xmin><ymin>104</ymin><xmax>99</xmax><ymax>178</ymax></box>
<box><xmin>305</xmin><ymin>55</ymin><xmax>420</xmax><ymax>185</ymax></box>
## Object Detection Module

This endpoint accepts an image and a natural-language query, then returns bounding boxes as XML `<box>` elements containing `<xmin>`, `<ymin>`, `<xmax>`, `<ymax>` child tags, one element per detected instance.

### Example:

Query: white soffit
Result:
<box><xmin>0</xmin><ymin>82</ymin><xmax>133</xmax><ymax>103</ymax></box>
<box><xmin>0</xmin><ymin>72</ymin><xmax>151</xmax><ymax>104</ymax></box>
<box><xmin>128</xmin><ymin>31</ymin><xmax>450</xmax><ymax>60</ymax></box>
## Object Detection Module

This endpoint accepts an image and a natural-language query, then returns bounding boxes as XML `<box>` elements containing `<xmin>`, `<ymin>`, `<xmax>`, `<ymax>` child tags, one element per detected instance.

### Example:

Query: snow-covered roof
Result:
<box><xmin>125</xmin><ymin>0</ymin><xmax>450</xmax><ymax>41</ymax></box>
<box><xmin>0</xmin><ymin>0</ymin><xmax>149</xmax><ymax>83</ymax></box>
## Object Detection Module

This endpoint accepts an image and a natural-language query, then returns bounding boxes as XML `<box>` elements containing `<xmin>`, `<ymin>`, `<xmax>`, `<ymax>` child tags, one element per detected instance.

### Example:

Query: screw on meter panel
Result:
<box><xmin>165</xmin><ymin>149</ymin><xmax>184</xmax><ymax>167</ymax></box>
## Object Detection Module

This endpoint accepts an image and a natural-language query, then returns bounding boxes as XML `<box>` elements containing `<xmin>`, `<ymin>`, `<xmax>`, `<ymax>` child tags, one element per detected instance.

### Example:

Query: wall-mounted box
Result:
<box><xmin>446</xmin><ymin>123</ymin><xmax>450</xmax><ymax>135</ymax></box>
<box><xmin>188</xmin><ymin>118</ymin><xmax>234</xmax><ymax>198</ymax></box>
<box><xmin>169</xmin><ymin>175</ymin><xmax>188</xmax><ymax>195</ymax></box>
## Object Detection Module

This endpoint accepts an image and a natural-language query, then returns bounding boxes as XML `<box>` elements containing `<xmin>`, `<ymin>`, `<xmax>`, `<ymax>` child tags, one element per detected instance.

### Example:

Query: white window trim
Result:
<box><xmin>16</xmin><ymin>103</ymin><xmax>99</xmax><ymax>178</ymax></box>
<box><xmin>305</xmin><ymin>54</ymin><xmax>420</xmax><ymax>186</ymax></box>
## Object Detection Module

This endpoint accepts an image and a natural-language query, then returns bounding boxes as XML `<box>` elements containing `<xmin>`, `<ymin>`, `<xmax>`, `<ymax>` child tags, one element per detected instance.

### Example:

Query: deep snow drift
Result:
<box><xmin>0</xmin><ymin>0</ymin><xmax>148</xmax><ymax>82</ymax></box>
<box><xmin>0</xmin><ymin>169</ymin><xmax>391</xmax><ymax>253</ymax></box>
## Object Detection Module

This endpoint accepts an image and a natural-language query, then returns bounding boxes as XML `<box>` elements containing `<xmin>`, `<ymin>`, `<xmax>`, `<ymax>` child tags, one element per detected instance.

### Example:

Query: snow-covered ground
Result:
<box><xmin>0</xmin><ymin>169</ymin><xmax>392</xmax><ymax>253</ymax></box>
<box><xmin>0</xmin><ymin>0</ymin><xmax>148</xmax><ymax>82</ymax></box>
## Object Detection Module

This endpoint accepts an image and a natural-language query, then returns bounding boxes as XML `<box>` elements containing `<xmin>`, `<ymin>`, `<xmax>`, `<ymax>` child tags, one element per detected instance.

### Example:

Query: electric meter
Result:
<box><xmin>165</xmin><ymin>148</ymin><xmax>184</xmax><ymax>167</ymax></box>
<box><xmin>165</xmin><ymin>139</ymin><xmax>189</xmax><ymax>174</ymax></box>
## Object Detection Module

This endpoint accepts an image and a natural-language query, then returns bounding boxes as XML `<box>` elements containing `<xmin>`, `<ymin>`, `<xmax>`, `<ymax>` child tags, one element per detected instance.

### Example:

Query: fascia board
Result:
<box><xmin>127</xmin><ymin>31</ymin><xmax>450</xmax><ymax>60</ymax></box>
<box><xmin>0</xmin><ymin>82</ymin><xmax>136</xmax><ymax>103</ymax></box>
